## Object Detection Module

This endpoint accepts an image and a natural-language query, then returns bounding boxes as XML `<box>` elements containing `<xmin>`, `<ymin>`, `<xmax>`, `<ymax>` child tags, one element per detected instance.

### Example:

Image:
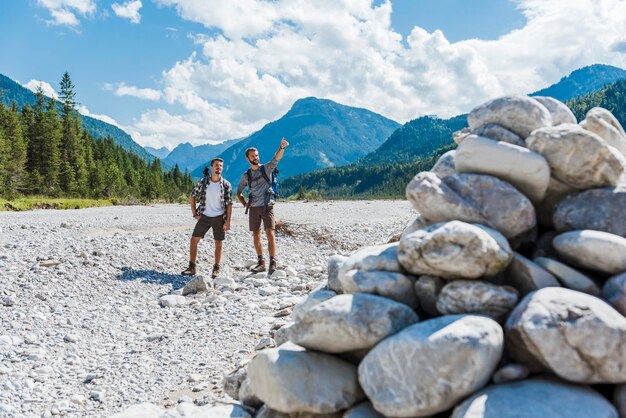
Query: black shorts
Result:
<box><xmin>249</xmin><ymin>205</ymin><xmax>275</xmax><ymax>231</ymax></box>
<box><xmin>192</xmin><ymin>214</ymin><xmax>225</xmax><ymax>241</ymax></box>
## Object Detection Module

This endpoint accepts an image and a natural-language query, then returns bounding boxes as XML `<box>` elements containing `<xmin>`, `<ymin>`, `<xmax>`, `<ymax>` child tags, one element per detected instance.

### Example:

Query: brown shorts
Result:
<box><xmin>192</xmin><ymin>214</ymin><xmax>225</xmax><ymax>240</ymax></box>
<box><xmin>249</xmin><ymin>205</ymin><xmax>275</xmax><ymax>231</ymax></box>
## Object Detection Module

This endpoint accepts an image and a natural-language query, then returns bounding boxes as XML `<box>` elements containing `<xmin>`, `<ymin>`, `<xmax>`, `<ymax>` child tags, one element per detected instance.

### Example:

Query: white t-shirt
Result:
<box><xmin>203</xmin><ymin>181</ymin><xmax>224</xmax><ymax>217</ymax></box>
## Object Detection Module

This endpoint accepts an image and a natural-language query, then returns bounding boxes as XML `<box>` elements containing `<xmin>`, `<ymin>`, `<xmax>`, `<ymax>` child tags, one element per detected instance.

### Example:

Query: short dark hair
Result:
<box><xmin>210</xmin><ymin>158</ymin><xmax>224</xmax><ymax>166</ymax></box>
<box><xmin>245</xmin><ymin>148</ymin><xmax>258</xmax><ymax>158</ymax></box>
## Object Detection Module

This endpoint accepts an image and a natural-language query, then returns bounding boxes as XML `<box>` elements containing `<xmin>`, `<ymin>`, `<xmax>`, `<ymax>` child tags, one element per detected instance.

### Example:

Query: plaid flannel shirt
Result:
<box><xmin>190</xmin><ymin>176</ymin><xmax>233</xmax><ymax>216</ymax></box>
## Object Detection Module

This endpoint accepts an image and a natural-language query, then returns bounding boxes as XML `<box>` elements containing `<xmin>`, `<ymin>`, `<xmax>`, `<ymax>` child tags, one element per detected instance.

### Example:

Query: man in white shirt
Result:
<box><xmin>182</xmin><ymin>158</ymin><xmax>233</xmax><ymax>278</ymax></box>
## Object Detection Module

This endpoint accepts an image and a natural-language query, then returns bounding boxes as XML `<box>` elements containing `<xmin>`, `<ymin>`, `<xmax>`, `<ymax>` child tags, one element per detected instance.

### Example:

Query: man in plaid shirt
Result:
<box><xmin>181</xmin><ymin>158</ymin><xmax>233</xmax><ymax>278</ymax></box>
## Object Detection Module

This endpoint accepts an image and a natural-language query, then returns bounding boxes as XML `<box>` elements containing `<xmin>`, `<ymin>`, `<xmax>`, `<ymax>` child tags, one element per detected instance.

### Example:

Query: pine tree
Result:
<box><xmin>58</xmin><ymin>72</ymin><xmax>86</xmax><ymax>195</ymax></box>
<box><xmin>0</xmin><ymin>102</ymin><xmax>27</xmax><ymax>197</ymax></box>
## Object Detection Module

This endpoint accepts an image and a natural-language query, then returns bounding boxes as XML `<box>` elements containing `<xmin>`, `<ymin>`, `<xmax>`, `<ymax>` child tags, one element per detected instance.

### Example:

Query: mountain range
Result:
<box><xmin>191</xmin><ymin>97</ymin><xmax>400</xmax><ymax>181</ymax></box>
<box><xmin>281</xmin><ymin>64</ymin><xmax>626</xmax><ymax>198</ymax></box>
<box><xmin>161</xmin><ymin>139</ymin><xmax>241</xmax><ymax>172</ymax></box>
<box><xmin>0</xmin><ymin>74</ymin><xmax>155</xmax><ymax>163</ymax></box>
<box><xmin>145</xmin><ymin>146</ymin><xmax>171</xmax><ymax>160</ymax></box>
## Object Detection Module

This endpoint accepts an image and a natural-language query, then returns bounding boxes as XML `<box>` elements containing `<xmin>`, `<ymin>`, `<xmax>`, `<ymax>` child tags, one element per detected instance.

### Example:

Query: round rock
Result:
<box><xmin>581</xmin><ymin>107</ymin><xmax>626</xmax><ymax>157</ymax></box>
<box><xmin>533</xmin><ymin>257</ymin><xmax>600</xmax><ymax>296</ymax></box>
<box><xmin>327</xmin><ymin>255</ymin><xmax>347</xmax><ymax>293</ymax></box>
<box><xmin>468</xmin><ymin>95</ymin><xmax>552</xmax><ymax>139</ymax></box>
<box><xmin>436</xmin><ymin>280</ymin><xmax>519</xmax><ymax>320</ymax></box>
<box><xmin>455</xmin><ymin>135</ymin><xmax>551</xmax><ymax>202</ymax></box>
<box><xmin>338</xmin><ymin>243</ymin><xmax>401</xmax><ymax>276</ymax></box>
<box><xmin>451</xmin><ymin>378</ymin><xmax>618</xmax><ymax>418</ymax></box>
<box><xmin>554</xmin><ymin>188</ymin><xmax>626</xmax><ymax>238</ymax></box>
<box><xmin>500</xmin><ymin>252</ymin><xmax>560</xmax><ymax>296</ymax></box>
<box><xmin>532</xmin><ymin>96</ymin><xmax>577</xmax><ymax>126</ymax></box>
<box><xmin>289</xmin><ymin>294</ymin><xmax>419</xmax><ymax>353</ymax></box>
<box><xmin>406</xmin><ymin>172</ymin><xmax>536</xmax><ymax>239</ymax></box>
<box><xmin>398</xmin><ymin>221</ymin><xmax>512</xmax><ymax>279</ymax></box>
<box><xmin>414</xmin><ymin>275</ymin><xmax>445</xmax><ymax>317</ymax></box>
<box><xmin>430</xmin><ymin>150</ymin><xmax>457</xmax><ymax>178</ymax></box>
<box><xmin>505</xmin><ymin>287</ymin><xmax>626</xmax><ymax>383</ymax></box>
<box><xmin>338</xmin><ymin>270</ymin><xmax>418</xmax><ymax>308</ymax></box>
<box><xmin>553</xmin><ymin>230</ymin><xmax>626</xmax><ymax>275</ymax></box>
<box><xmin>471</xmin><ymin>123</ymin><xmax>526</xmax><ymax>146</ymax></box>
<box><xmin>526</xmin><ymin>124</ymin><xmax>626</xmax><ymax>189</ymax></box>
<box><xmin>292</xmin><ymin>286</ymin><xmax>337</xmax><ymax>321</ymax></box>
<box><xmin>358</xmin><ymin>315</ymin><xmax>503</xmax><ymax>417</ymax></box>
<box><xmin>603</xmin><ymin>272</ymin><xmax>626</xmax><ymax>317</ymax></box>
<box><xmin>247</xmin><ymin>342</ymin><xmax>364</xmax><ymax>413</ymax></box>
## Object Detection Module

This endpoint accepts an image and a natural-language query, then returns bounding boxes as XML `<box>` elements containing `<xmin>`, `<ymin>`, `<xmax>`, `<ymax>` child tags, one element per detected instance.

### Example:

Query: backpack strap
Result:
<box><xmin>259</xmin><ymin>165</ymin><xmax>271</xmax><ymax>184</ymax></box>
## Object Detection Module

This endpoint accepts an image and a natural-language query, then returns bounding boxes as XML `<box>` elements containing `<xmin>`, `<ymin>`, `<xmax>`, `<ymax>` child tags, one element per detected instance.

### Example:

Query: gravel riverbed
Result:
<box><xmin>0</xmin><ymin>200</ymin><xmax>413</xmax><ymax>417</ymax></box>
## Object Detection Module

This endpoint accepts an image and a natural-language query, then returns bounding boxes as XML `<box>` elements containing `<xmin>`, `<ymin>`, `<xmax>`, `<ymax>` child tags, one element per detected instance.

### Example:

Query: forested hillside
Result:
<box><xmin>0</xmin><ymin>73</ymin><xmax>192</xmax><ymax>201</ymax></box>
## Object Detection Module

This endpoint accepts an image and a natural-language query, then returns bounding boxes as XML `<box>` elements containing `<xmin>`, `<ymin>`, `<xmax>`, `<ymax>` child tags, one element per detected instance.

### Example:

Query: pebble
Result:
<box><xmin>0</xmin><ymin>201</ymin><xmax>411</xmax><ymax>416</ymax></box>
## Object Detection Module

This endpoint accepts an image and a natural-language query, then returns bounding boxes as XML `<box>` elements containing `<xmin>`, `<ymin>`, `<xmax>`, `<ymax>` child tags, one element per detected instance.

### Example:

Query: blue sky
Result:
<box><xmin>0</xmin><ymin>1</ymin><xmax>624</xmax><ymax>149</ymax></box>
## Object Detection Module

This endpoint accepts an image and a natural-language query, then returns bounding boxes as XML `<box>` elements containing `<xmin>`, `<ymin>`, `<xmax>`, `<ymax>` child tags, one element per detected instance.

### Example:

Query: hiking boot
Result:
<box><xmin>181</xmin><ymin>262</ymin><xmax>196</xmax><ymax>276</ymax></box>
<box><xmin>250</xmin><ymin>260</ymin><xmax>266</xmax><ymax>273</ymax></box>
<box><xmin>268</xmin><ymin>259</ymin><xmax>277</xmax><ymax>275</ymax></box>
<box><xmin>211</xmin><ymin>264</ymin><xmax>220</xmax><ymax>279</ymax></box>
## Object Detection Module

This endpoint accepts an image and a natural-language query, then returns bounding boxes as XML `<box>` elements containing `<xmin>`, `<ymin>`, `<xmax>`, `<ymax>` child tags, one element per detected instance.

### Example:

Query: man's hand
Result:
<box><xmin>280</xmin><ymin>137</ymin><xmax>289</xmax><ymax>149</ymax></box>
<box><xmin>224</xmin><ymin>220</ymin><xmax>231</xmax><ymax>231</ymax></box>
<box><xmin>193</xmin><ymin>213</ymin><xmax>201</xmax><ymax>220</ymax></box>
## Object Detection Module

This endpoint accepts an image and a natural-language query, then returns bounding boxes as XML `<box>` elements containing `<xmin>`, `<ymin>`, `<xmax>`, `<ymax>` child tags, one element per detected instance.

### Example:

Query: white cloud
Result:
<box><xmin>37</xmin><ymin>0</ymin><xmax>96</xmax><ymax>26</ymax></box>
<box><xmin>131</xmin><ymin>0</ymin><xmax>625</xmax><ymax>149</ymax></box>
<box><xmin>108</xmin><ymin>83</ymin><xmax>162</xmax><ymax>101</ymax></box>
<box><xmin>23</xmin><ymin>80</ymin><xmax>59</xmax><ymax>99</ymax></box>
<box><xmin>77</xmin><ymin>105</ymin><xmax>121</xmax><ymax>127</ymax></box>
<box><xmin>112</xmin><ymin>0</ymin><xmax>142</xmax><ymax>24</ymax></box>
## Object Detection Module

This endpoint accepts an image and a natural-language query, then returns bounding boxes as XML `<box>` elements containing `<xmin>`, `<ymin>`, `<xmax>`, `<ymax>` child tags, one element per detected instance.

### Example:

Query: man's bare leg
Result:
<box><xmin>190</xmin><ymin>236</ymin><xmax>201</xmax><ymax>264</ymax></box>
<box><xmin>214</xmin><ymin>240</ymin><xmax>223</xmax><ymax>265</ymax></box>
<box><xmin>253</xmin><ymin>230</ymin><xmax>263</xmax><ymax>257</ymax></box>
<box><xmin>266</xmin><ymin>228</ymin><xmax>276</xmax><ymax>257</ymax></box>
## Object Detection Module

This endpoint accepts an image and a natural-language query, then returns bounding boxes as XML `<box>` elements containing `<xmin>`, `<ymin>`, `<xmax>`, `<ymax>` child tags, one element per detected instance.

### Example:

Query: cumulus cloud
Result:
<box><xmin>130</xmin><ymin>0</ymin><xmax>625</xmax><ymax>149</ymax></box>
<box><xmin>112</xmin><ymin>0</ymin><xmax>142</xmax><ymax>24</ymax></box>
<box><xmin>23</xmin><ymin>80</ymin><xmax>59</xmax><ymax>99</ymax></box>
<box><xmin>77</xmin><ymin>105</ymin><xmax>121</xmax><ymax>127</ymax></box>
<box><xmin>107</xmin><ymin>83</ymin><xmax>162</xmax><ymax>101</ymax></box>
<box><xmin>37</xmin><ymin>0</ymin><xmax>96</xmax><ymax>26</ymax></box>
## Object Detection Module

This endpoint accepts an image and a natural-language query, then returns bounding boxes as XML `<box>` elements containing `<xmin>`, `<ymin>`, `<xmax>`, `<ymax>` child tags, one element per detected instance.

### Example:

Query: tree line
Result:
<box><xmin>0</xmin><ymin>72</ymin><xmax>193</xmax><ymax>201</ymax></box>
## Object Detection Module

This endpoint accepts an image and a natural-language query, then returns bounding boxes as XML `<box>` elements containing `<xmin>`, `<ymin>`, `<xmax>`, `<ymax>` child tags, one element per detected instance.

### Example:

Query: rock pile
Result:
<box><xmin>222</xmin><ymin>96</ymin><xmax>626</xmax><ymax>418</ymax></box>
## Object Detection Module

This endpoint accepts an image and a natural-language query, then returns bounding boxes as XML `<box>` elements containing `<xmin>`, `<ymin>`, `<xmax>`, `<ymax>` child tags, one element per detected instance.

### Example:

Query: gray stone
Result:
<box><xmin>343</xmin><ymin>402</ymin><xmax>385</xmax><ymax>418</ymax></box>
<box><xmin>338</xmin><ymin>243</ymin><xmax>401</xmax><ymax>277</ymax></box>
<box><xmin>603</xmin><ymin>273</ymin><xmax>626</xmax><ymax>317</ymax></box>
<box><xmin>273</xmin><ymin>323</ymin><xmax>294</xmax><ymax>346</ymax></box>
<box><xmin>471</xmin><ymin>123</ymin><xmax>526</xmax><ymax>146</ymax></box>
<box><xmin>491</xmin><ymin>363</ymin><xmax>529</xmax><ymax>384</ymax></box>
<box><xmin>553</xmin><ymin>230</ymin><xmax>626</xmax><ymax>275</ymax></box>
<box><xmin>468</xmin><ymin>95</ymin><xmax>552</xmax><ymax>139</ymax></box>
<box><xmin>239</xmin><ymin>377</ymin><xmax>262</xmax><ymax>407</ymax></box>
<box><xmin>255</xmin><ymin>405</ymin><xmax>342</xmax><ymax>418</ymax></box>
<box><xmin>533</xmin><ymin>257</ymin><xmax>600</xmax><ymax>296</ymax></box>
<box><xmin>455</xmin><ymin>135</ymin><xmax>551</xmax><ymax>202</ymax></box>
<box><xmin>526</xmin><ymin>124</ymin><xmax>626</xmax><ymax>189</ymax></box>
<box><xmin>182</xmin><ymin>275</ymin><xmax>212</xmax><ymax>295</ymax></box>
<box><xmin>536</xmin><ymin>176</ymin><xmax>577</xmax><ymax>228</ymax></box>
<box><xmin>223</xmin><ymin>365</ymin><xmax>247</xmax><ymax>400</ymax></box>
<box><xmin>327</xmin><ymin>255</ymin><xmax>347</xmax><ymax>293</ymax></box>
<box><xmin>400</xmin><ymin>215</ymin><xmax>429</xmax><ymax>241</ymax></box>
<box><xmin>581</xmin><ymin>107</ymin><xmax>626</xmax><ymax>157</ymax></box>
<box><xmin>109</xmin><ymin>403</ymin><xmax>164</xmax><ymax>418</ymax></box>
<box><xmin>398</xmin><ymin>221</ymin><xmax>512</xmax><ymax>279</ymax></box>
<box><xmin>430</xmin><ymin>150</ymin><xmax>457</xmax><ymax>178</ymax></box>
<box><xmin>338</xmin><ymin>270</ymin><xmax>418</xmax><ymax>308</ymax></box>
<box><xmin>414</xmin><ymin>275</ymin><xmax>445</xmax><ymax>316</ymax></box>
<box><xmin>289</xmin><ymin>294</ymin><xmax>418</xmax><ymax>353</ymax></box>
<box><xmin>158</xmin><ymin>295</ymin><xmax>187</xmax><ymax>308</ymax></box>
<box><xmin>248</xmin><ymin>342</ymin><xmax>364</xmax><ymax>413</ymax></box>
<box><xmin>358</xmin><ymin>315</ymin><xmax>503</xmax><ymax>417</ymax></box>
<box><xmin>451</xmin><ymin>378</ymin><xmax>618</xmax><ymax>418</ymax></box>
<box><xmin>436</xmin><ymin>280</ymin><xmax>519</xmax><ymax>320</ymax></box>
<box><xmin>406</xmin><ymin>172</ymin><xmax>536</xmax><ymax>239</ymax></box>
<box><xmin>506</xmin><ymin>287</ymin><xmax>626</xmax><ymax>383</ymax></box>
<box><xmin>533</xmin><ymin>96</ymin><xmax>577</xmax><ymax>126</ymax></box>
<box><xmin>501</xmin><ymin>252</ymin><xmax>561</xmax><ymax>296</ymax></box>
<box><xmin>292</xmin><ymin>286</ymin><xmax>337</xmax><ymax>321</ymax></box>
<box><xmin>453</xmin><ymin>127</ymin><xmax>472</xmax><ymax>144</ymax></box>
<box><xmin>554</xmin><ymin>188</ymin><xmax>626</xmax><ymax>238</ymax></box>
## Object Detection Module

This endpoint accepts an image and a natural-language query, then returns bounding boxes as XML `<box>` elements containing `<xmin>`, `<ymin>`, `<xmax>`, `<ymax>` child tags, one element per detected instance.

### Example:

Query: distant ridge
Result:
<box><xmin>192</xmin><ymin>97</ymin><xmax>400</xmax><ymax>180</ymax></box>
<box><xmin>531</xmin><ymin>64</ymin><xmax>626</xmax><ymax>102</ymax></box>
<box><xmin>162</xmin><ymin>138</ymin><xmax>242</xmax><ymax>172</ymax></box>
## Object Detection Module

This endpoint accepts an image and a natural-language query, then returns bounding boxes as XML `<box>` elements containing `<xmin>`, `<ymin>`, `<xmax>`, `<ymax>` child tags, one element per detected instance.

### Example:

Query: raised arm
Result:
<box><xmin>273</xmin><ymin>137</ymin><xmax>289</xmax><ymax>162</ymax></box>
